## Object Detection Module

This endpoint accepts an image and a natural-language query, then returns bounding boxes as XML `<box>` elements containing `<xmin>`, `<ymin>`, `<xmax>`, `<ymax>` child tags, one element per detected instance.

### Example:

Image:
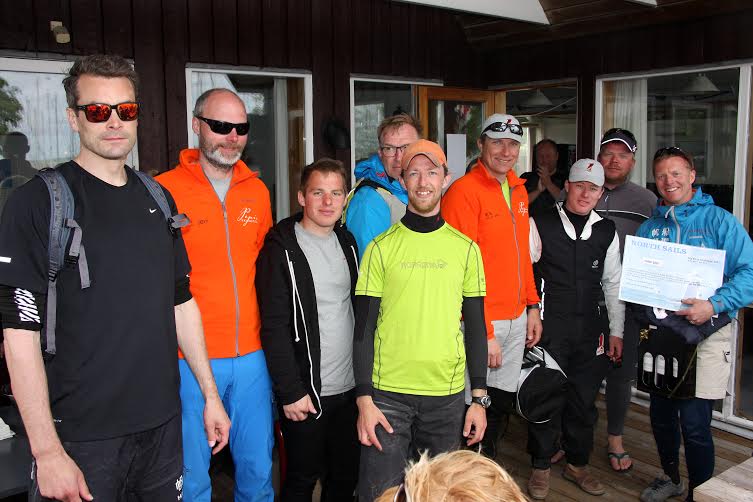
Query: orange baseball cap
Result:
<box><xmin>400</xmin><ymin>139</ymin><xmax>447</xmax><ymax>171</ymax></box>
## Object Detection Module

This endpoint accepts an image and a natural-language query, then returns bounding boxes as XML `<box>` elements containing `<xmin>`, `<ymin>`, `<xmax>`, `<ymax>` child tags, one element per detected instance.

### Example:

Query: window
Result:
<box><xmin>597</xmin><ymin>64</ymin><xmax>753</xmax><ymax>436</ymax></box>
<box><xmin>0</xmin><ymin>57</ymin><xmax>139</xmax><ymax>217</ymax></box>
<box><xmin>186</xmin><ymin>67</ymin><xmax>313</xmax><ymax>221</ymax></box>
<box><xmin>351</xmin><ymin>79</ymin><xmax>416</xmax><ymax>171</ymax></box>
<box><xmin>598</xmin><ymin>68</ymin><xmax>742</xmax><ymax>213</ymax></box>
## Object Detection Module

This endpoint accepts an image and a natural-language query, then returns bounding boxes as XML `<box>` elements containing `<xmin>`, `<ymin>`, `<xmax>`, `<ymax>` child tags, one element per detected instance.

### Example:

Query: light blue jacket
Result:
<box><xmin>636</xmin><ymin>187</ymin><xmax>753</xmax><ymax>315</ymax></box>
<box><xmin>345</xmin><ymin>154</ymin><xmax>408</xmax><ymax>260</ymax></box>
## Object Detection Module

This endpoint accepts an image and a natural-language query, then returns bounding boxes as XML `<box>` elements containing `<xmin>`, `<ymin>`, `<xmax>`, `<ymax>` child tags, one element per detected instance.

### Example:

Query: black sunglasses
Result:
<box><xmin>196</xmin><ymin>116</ymin><xmax>250</xmax><ymax>136</ymax></box>
<box><xmin>75</xmin><ymin>102</ymin><xmax>139</xmax><ymax>123</ymax></box>
<box><xmin>482</xmin><ymin>121</ymin><xmax>523</xmax><ymax>136</ymax></box>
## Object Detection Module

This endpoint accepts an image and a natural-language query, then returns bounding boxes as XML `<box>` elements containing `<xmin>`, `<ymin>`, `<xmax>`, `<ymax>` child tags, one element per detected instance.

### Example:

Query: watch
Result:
<box><xmin>471</xmin><ymin>395</ymin><xmax>492</xmax><ymax>409</ymax></box>
<box><xmin>526</xmin><ymin>303</ymin><xmax>542</xmax><ymax>311</ymax></box>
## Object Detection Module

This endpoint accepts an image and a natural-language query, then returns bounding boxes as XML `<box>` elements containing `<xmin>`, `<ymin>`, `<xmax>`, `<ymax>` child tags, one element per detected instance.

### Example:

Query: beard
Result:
<box><xmin>199</xmin><ymin>135</ymin><xmax>243</xmax><ymax>171</ymax></box>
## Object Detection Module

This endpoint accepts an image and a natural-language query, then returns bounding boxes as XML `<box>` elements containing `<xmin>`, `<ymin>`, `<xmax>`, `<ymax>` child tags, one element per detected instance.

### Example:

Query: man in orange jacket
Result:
<box><xmin>442</xmin><ymin>113</ymin><xmax>542</xmax><ymax>460</ymax></box>
<box><xmin>158</xmin><ymin>88</ymin><xmax>274</xmax><ymax>502</ymax></box>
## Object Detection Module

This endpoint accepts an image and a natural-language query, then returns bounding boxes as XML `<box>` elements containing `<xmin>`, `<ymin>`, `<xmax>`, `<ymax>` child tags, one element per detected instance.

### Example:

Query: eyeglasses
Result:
<box><xmin>74</xmin><ymin>102</ymin><xmax>139</xmax><ymax>123</ymax></box>
<box><xmin>195</xmin><ymin>116</ymin><xmax>250</xmax><ymax>136</ymax></box>
<box><xmin>482</xmin><ymin>121</ymin><xmax>523</xmax><ymax>136</ymax></box>
<box><xmin>379</xmin><ymin>144</ymin><xmax>410</xmax><ymax>157</ymax></box>
<box><xmin>393</xmin><ymin>483</ymin><xmax>406</xmax><ymax>502</ymax></box>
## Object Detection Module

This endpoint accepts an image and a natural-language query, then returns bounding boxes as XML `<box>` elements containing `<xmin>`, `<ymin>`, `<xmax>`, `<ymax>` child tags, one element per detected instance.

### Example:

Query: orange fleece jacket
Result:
<box><xmin>442</xmin><ymin>161</ymin><xmax>539</xmax><ymax>337</ymax></box>
<box><xmin>158</xmin><ymin>149</ymin><xmax>272</xmax><ymax>358</ymax></box>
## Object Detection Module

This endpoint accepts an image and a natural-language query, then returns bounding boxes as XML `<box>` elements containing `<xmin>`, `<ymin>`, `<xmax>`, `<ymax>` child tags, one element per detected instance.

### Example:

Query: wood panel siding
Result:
<box><xmin>0</xmin><ymin>0</ymin><xmax>481</xmax><ymax>172</ymax></box>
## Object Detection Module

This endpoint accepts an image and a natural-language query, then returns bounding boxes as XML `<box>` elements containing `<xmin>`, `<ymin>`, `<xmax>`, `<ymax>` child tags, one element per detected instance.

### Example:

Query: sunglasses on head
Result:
<box><xmin>653</xmin><ymin>146</ymin><xmax>687</xmax><ymax>159</ymax></box>
<box><xmin>482</xmin><ymin>121</ymin><xmax>523</xmax><ymax>136</ymax></box>
<box><xmin>196</xmin><ymin>116</ymin><xmax>250</xmax><ymax>136</ymax></box>
<box><xmin>75</xmin><ymin>102</ymin><xmax>139</xmax><ymax>123</ymax></box>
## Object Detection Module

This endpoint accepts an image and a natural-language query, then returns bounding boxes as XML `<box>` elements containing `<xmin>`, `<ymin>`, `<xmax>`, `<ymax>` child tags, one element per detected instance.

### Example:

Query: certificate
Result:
<box><xmin>618</xmin><ymin>235</ymin><xmax>725</xmax><ymax>311</ymax></box>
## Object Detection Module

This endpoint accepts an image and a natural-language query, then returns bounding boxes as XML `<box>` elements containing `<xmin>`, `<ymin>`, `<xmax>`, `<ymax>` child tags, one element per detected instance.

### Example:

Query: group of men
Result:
<box><xmin>0</xmin><ymin>51</ymin><xmax>741</xmax><ymax>502</ymax></box>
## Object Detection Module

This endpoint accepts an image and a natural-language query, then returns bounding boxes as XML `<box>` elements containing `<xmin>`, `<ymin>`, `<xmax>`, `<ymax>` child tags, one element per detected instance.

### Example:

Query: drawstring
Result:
<box><xmin>285</xmin><ymin>250</ymin><xmax>300</xmax><ymax>342</ymax></box>
<box><xmin>350</xmin><ymin>246</ymin><xmax>359</xmax><ymax>274</ymax></box>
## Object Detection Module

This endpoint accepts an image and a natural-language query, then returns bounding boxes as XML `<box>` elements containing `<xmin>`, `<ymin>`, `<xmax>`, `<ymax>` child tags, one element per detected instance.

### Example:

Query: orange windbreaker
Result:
<box><xmin>158</xmin><ymin>149</ymin><xmax>272</xmax><ymax>358</ymax></box>
<box><xmin>442</xmin><ymin>161</ymin><xmax>539</xmax><ymax>337</ymax></box>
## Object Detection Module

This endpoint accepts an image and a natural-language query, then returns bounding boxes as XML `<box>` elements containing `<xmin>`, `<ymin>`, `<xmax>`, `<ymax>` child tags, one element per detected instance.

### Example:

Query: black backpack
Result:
<box><xmin>36</xmin><ymin>166</ymin><xmax>189</xmax><ymax>357</ymax></box>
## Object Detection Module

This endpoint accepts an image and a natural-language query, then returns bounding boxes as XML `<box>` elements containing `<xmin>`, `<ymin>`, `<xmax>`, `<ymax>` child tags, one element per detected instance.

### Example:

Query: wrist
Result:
<box><xmin>356</xmin><ymin>395</ymin><xmax>374</xmax><ymax>408</ymax></box>
<box><xmin>471</xmin><ymin>388</ymin><xmax>487</xmax><ymax>398</ymax></box>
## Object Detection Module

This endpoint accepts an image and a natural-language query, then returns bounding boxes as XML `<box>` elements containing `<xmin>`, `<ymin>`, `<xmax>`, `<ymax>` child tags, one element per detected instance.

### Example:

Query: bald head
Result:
<box><xmin>192</xmin><ymin>88</ymin><xmax>249</xmax><ymax>174</ymax></box>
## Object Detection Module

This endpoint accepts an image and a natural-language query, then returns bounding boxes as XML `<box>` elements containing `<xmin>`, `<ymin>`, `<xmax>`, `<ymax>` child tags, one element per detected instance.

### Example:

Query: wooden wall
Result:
<box><xmin>0</xmin><ymin>0</ymin><xmax>482</xmax><ymax>171</ymax></box>
<box><xmin>481</xmin><ymin>8</ymin><xmax>753</xmax><ymax>159</ymax></box>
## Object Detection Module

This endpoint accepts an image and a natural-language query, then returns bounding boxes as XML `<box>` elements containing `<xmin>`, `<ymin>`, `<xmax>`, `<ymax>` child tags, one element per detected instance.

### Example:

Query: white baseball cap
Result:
<box><xmin>480</xmin><ymin>113</ymin><xmax>523</xmax><ymax>142</ymax></box>
<box><xmin>568</xmin><ymin>158</ymin><xmax>605</xmax><ymax>186</ymax></box>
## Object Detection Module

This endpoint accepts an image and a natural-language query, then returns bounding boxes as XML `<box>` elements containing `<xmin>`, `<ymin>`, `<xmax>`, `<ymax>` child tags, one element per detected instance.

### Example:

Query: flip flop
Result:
<box><xmin>608</xmin><ymin>451</ymin><xmax>633</xmax><ymax>472</ymax></box>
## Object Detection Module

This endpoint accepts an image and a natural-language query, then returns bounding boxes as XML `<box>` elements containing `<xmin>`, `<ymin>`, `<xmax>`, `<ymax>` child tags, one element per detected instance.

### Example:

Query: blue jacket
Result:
<box><xmin>636</xmin><ymin>187</ymin><xmax>753</xmax><ymax>315</ymax></box>
<box><xmin>345</xmin><ymin>154</ymin><xmax>408</xmax><ymax>260</ymax></box>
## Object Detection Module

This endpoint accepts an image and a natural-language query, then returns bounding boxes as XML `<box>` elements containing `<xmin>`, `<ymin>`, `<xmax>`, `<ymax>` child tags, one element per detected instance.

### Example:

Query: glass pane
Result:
<box><xmin>602</xmin><ymin>68</ymin><xmax>739</xmax><ymax>212</ymax></box>
<box><xmin>353</xmin><ymin>81</ymin><xmax>413</xmax><ymax>163</ymax></box>
<box><xmin>190</xmin><ymin>72</ymin><xmax>308</xmax><ymax>221</ymax></box>
<box><xmin>0</xmin><ymin>66</ymin><xmax>139</xmax><ymax>217</ymax></box>
<box><xmin>506</xmin><ymin>85</ymin><xmax>578</xmax><ymax>176</ymax></box>
<box><xmin>428</xmin><ymin>100</ymin><xmax>483</xmax><ymax>168</ymax></box>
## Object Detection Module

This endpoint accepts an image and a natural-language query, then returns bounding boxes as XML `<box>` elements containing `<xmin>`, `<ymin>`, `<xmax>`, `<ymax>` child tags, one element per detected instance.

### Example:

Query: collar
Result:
<box><xmin>471</xmin><ymin>159</ymin><xmax>526</xmax><ymax>189</ymax></box>
<box><xmin>178</xmin><ymin>148</ymin><xmax>258</xmax><ymax>185</ymax></box>
<box><xmin>556</xmin><ymin>202</ymin><xmax>603</xmax><ymax>240</ymax></box>
<box><xmin>401</xmin><ymin>208</ymin><xmax>444</xmax><ymax>233</ymax></box>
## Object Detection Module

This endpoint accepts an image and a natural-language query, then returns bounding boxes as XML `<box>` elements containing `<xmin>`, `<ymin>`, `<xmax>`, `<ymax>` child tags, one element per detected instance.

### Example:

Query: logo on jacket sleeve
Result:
<box><xmin>237</xmin><ymin>208</ymin><xmax>259</xmax><ymax>226</ymax></box>
<box><xmin>518</xmin><ymin>202</ymin><xmax>528</xmax><ymax>215</ymax></box>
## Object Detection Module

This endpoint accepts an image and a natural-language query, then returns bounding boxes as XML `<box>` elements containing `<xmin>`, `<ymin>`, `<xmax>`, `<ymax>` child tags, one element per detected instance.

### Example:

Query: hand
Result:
<box><xmin>537</xmin><ymin>167</ymin><xmax>552</xmax><ymax>189</ymax></box>
<box><xmin>204</xmin><ymin>395</ymin><xmax>231</xmax><ymax>455</ymax></box>
<box><xmin>526</xmin><ymin>309</ymin><xmax>543</xmax><ymax>348</ymax></box>
<box><xmin>463</xmin><ymin>404</ymin><xmax>487</xmax><ymax>446</ymax></box>
<box><xmin>283</xmin><ymin>394</ymin><xmax>317</xmax><ymax>422</ymax></box>
<box><xmin>356</xmin><ymin>396</ymin><xmax>393</xmax><ymax>451</ymax></box>
<box><xmin>677</xmin><ymin>298</ymin><xmax>715</xmax><ymax>325</ymax></box>
<box><xmin>487</xmin><ymin>339</ymin><xmax>502</xmax><ymax>368</ymax></box>
<box><xmin>607</xmin><ymin>335</ymin><xmax>623</xmax><ymax>362</ymax></box>
<box><xmin>35</xmin><ymin>449</ymin><xmax>93</xmax><ymax>502</ymax></box>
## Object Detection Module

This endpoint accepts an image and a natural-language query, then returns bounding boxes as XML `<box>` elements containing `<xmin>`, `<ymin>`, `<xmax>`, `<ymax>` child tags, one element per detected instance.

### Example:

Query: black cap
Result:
<box><xmin>600</xmin><ymin>128</ymin><xmax>637</xmax><ymax>153</ymax></box>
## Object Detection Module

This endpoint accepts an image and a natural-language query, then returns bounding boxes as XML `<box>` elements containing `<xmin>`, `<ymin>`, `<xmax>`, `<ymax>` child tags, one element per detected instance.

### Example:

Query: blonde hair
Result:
<box><xmin>375</xmin><ymin>450</ymin><xmax>527</xmax><ymax>502</ymax></box>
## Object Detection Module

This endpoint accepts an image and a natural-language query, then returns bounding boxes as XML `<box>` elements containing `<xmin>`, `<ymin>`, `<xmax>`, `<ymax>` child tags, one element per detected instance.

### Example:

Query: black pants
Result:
<box><xmin>279</xmin><ymin>389</ymin><xmax>359</xmax><ymax>502</ymax></box>
<box><xmin>528</xmin><ymin>313</ymin><xmax>611</xmax><ymax>469</ymax></box>
<box><xmin>29</xmin><ymin>413</ymin><xmax>183</xmax><ymax>502</ymax></box>
<box><xmin>479</xmin><ymin>387</ymin><xmax>516</xmax><ymax>459</ymax></box>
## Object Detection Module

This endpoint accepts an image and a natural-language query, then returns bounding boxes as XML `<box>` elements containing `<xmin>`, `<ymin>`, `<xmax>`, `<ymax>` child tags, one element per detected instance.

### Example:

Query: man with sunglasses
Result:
<box><xmin>0</xmin><ymin>54</ymin><xmax>229</xmax><ymax>501</ymax></box>
<box><xmin>158</xmin><ymin>88</ymin><xmax>275</xmax><ymax>501</ymax></box>
<box><xmin>443</xmin><ymin>113</ymin><xmax>542</xmax><ymax>461</ymax></box>
<box><xmin>343</xmin><ymin>113</ymin><xmax>420</xmax><ymax>260</ymax></box>
<box><xmin>594</xmin><ymin>128</ymin><xmax>657</xmax><ymax>472</ymax></box>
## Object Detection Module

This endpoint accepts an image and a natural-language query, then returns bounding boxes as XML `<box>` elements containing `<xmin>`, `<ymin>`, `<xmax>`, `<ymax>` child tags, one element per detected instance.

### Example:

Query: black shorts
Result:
<box><xmin>30</xmin><ymin>413</ymin><xmax>183</xmax><ymax>501</ymax></box>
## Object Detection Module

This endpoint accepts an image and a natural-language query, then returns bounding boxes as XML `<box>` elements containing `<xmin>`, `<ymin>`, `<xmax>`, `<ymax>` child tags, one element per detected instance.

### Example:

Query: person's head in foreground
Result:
<box><xmin>564</xmin><ymin>158</ymin><xmax>605</xmax><ymax>216</ymax></box>
<box><xmin>399</xmin><ymin>139</ymin><xmax>451</xmax><ymax>217</ymax></box>
<box><xmin>652</xmin><ymin>146</ymin><xmax>696</xmax><ymax>206</ymax></box>
<box><xmin>477</xmin><ymin>113</ymin><xmax>523</xmax><ymax>180</ymax></box>
<box><xmin>375</xmin><ymin>450</ymin><xmax>528</xmax><ymax>502</ymax></box>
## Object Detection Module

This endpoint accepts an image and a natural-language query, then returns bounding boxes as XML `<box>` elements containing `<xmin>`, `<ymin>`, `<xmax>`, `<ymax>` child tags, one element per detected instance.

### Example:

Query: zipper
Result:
<box><xmin>669</xmin><ymin>206</ymin><xmax>682</xmax><ymax>244</ymax></box>
<box><xmin>222</xmin><ymin>202</ymin><xmax>241</xmax><ymax>356</ymax></box>
<box><xmin>204</xmin><ymin>170</ymin><xmax>242</xmax><ymax>357</ymax></box>
<box><xmin>505</xmin><ymin>183</ymin><xmax>522</xmax><ymax>306</ymax></box>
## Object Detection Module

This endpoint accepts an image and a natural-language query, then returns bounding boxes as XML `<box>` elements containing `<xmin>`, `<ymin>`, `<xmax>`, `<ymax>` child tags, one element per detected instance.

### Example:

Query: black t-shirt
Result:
<box><xmin>0</xmin><ymin>161</ymin><xmax>191</xmax><ymax>441</ymax></box>
<box><xmin>521</xmin><ymin>169</ymin><xmax>568</xmax><ymax>218</ymax></box>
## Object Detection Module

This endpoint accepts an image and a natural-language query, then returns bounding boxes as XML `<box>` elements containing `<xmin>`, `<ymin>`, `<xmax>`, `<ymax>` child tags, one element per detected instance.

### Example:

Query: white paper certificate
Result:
<box><xmin>618</xmin><ymin>235</ymin><xmax>725</xmax><ymax>311</ymax></box>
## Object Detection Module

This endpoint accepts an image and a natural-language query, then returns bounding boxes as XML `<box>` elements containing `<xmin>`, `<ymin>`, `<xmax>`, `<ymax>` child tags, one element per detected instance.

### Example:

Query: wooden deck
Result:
<box><xmin>495</xmin><ymin>397</ymin><xmax>753</xmax><ymax>501</ymax></box>
<box><xmin>207</xmin><ymin>396</ymin><xmax>753</xmax><ymax>501</ymax></box>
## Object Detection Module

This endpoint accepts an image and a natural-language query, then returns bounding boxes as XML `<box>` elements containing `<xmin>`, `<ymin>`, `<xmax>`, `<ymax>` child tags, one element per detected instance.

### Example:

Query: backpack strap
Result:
<box><xmin>341</xmin><ymin>178</ymin><xmax>394</xmax><ymax>225</ymax></box>
<box><xmin>36</xmin><ymin>168</ymin><xmax>91</xmax><ymax>356</ymax></box>
<box><xmin>132</xmin><ymin>168</ymin><xmax>190</xmax><ymax>231</ymax></box>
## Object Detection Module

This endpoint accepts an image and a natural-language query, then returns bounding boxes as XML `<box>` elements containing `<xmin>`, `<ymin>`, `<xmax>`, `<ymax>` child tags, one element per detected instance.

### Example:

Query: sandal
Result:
<box><xmin>608</xmin><ymin>451</ymin><xmax>633</xmax><ymax>472</ymax></box>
